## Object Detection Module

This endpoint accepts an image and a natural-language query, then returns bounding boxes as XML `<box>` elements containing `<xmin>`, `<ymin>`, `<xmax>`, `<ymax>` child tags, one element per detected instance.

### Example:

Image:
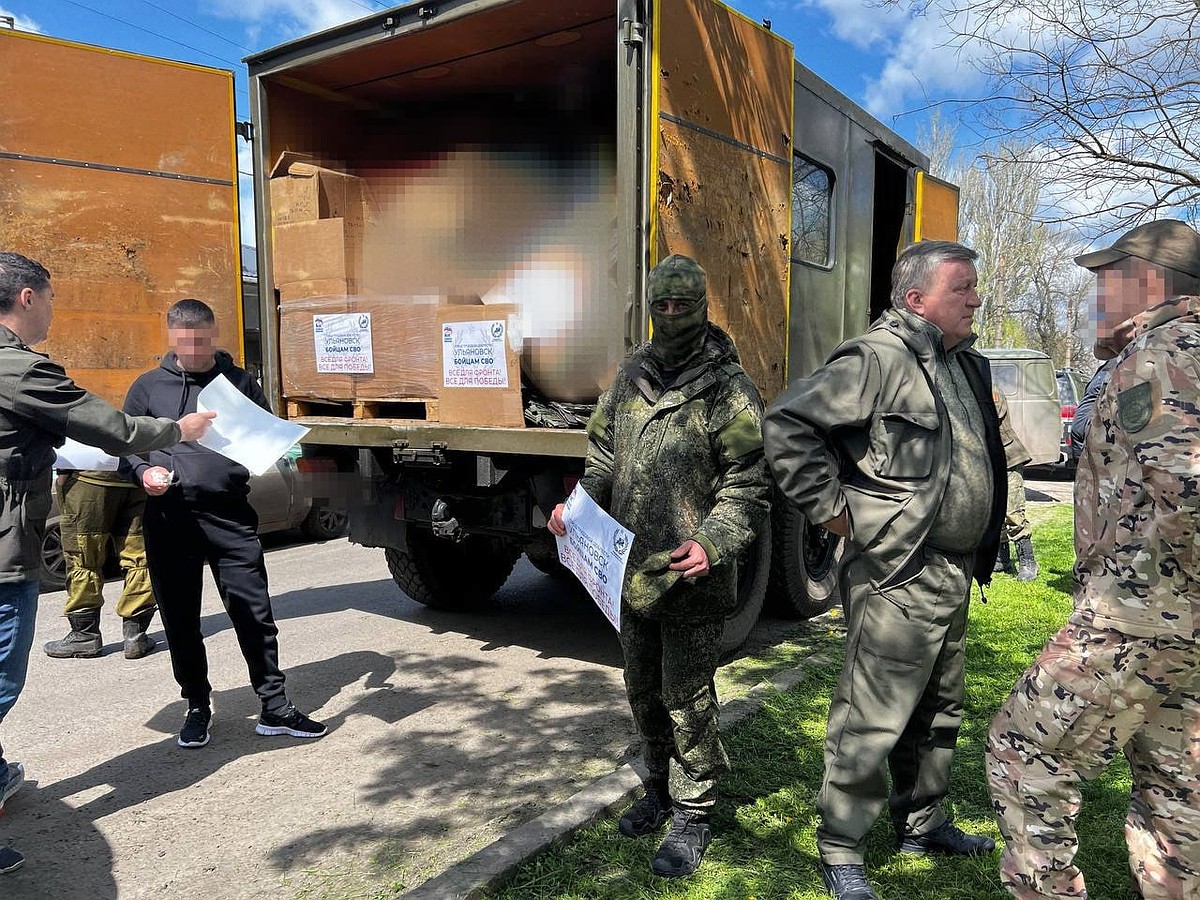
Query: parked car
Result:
<box><xmin>39</xmin><ymin>447</ymin><xmax>346</xmax><ymax>591</ymax></box>
<box><xmin>1055</xmin><ymin>368</ymin><xmax>1084</xmax><ymax>470</ymax></box>
<box><xmin>981</xmin><ymin>348</ymin><xmax>1063</xmax><ymax>466</ymax></box>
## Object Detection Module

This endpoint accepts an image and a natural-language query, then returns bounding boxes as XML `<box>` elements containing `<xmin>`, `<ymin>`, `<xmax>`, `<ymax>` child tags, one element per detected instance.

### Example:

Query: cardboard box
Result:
<box><xmin>270</xmin><ymin>152</ymin><xmax>367</xmax><ymax>227</ymax></box>
<box><xmin>437</xmin><ymin>302</ymin><xmax>524</xmax><ymax>427</ymax></box>
<box><xmin>278</xmin><ymin>278</ymin><xmax>361</xmax><ymax>305</ymax></box>
<box><xmin>279</xmin><ymin>294</ymin><xmax>440</xmax><ymax>403</ymax></box>
<box><xmin>272</xmin><ymin>218</ymin><xmax>362</xmax><ymax>286</ymax></box>
<box><xmin>279</xmin><ymin>295</ymin><xmax>355</xmax><ymax>400</ymax></box>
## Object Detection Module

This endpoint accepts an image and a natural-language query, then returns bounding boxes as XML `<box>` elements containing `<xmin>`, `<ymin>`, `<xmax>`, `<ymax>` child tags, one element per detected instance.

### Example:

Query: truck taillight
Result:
<box><xmin>296</xmin><ymin>458</ymin><xmax>337</xmax><ymax>473</ymax></box>
<box><xmin>563</xmin><ymin>474</ymin><xmax>580</xmax><ymax>495</ymax></box>
<box><xmin>1061</xmin><ymin>405</ymin><xmax>1076</xmax><ymax>420</ymax></box>
<box><xmin>394</xmin><ymin>495</ymin><xmax>405</xmax><ymax>521</ymax></box>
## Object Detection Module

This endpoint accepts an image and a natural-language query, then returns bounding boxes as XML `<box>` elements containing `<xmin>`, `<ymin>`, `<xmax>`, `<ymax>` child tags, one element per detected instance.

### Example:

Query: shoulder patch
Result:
<box><xmin>1116</xmin><ymin>381</ymin><xmax>1153</xmax><ymax>433</ymax></box>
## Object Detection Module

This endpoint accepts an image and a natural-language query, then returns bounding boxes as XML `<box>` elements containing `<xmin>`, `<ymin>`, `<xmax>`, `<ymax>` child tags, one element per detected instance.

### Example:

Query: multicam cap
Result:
<box><xmin>1075</xmin><ymin>219</ymin><xmax>1200</xmax><ymax>277</ymax></box>
<box><xmin>647</xmin><ymin>254</ymin><xmax>707</xmax><ymax>303</ymax></box>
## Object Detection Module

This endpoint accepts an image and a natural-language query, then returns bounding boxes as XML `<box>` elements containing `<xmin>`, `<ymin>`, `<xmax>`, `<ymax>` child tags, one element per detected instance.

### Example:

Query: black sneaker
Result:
<box><xmin>0</xmin><ymin>845</ymin><xmax>23</xmax><ymax>874</ymax></box>
<box><xmin>256</xmin><ymin>705</ymin><xmax>327</xmax><ymax>739</ymax></box>
<box><xmin>619</xmin><ymin>780</ymin><xmax>671</xmax><ymax>837</ymax></box>
<box><xmin>819</xmin><ymin>862</ymin><xmax>879</xmax><ymax>900</ymax></box>
<box><xmin>898</xmin><ymin>820</ymin><xmax>996</xmax><ymax>856</ymax></box>
<box><xmin>177</xmin><ymin>707</ymin><xmax>211</xmax><ymax>749</ymax></box>
<box><xmin>0</xmin><ymin>762</ymin><xmax>25</xmax><ymax>811</ymax></box>
<box><xmin>650</xmin><ymin>809</ymin><xmax>711</xmax><ymax>878</ymax></box>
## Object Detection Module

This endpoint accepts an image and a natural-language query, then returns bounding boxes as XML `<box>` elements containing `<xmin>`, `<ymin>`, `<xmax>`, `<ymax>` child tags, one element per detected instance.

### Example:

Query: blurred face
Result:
<box><xmin>905</xmin><ymin>259</ymin><xmax>980</xmax><ymax>349</ymax></box>
<box><xmin>1084</xmin><ymin>257</ymin><xmax>1169</xmax><ymax>359</ymax></box>
<box><xmin>169</xmin><ymin>324</ymin><xmax>217</xmax><ymax>372</ymax></box>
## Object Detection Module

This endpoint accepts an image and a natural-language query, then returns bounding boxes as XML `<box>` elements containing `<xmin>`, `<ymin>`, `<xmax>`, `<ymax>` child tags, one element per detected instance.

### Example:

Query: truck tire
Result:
<box><xmin>384</xmin><ymin>529</ymin><xmax>521</xmax><ymax>611</ymax></box>
<box><xmin>767</xmin><ymin>499</ymin><xmax>842</xmax><ymax>619</ymax></box>
<box><xmin>523</xmin><ymin>539</ymin><xmax>573</xmax><ymax>581</ymax></box>
<box><xmin>719</xmin><ymin>519</ymin><xmax>772</xmax><ymax>660</ymax></box>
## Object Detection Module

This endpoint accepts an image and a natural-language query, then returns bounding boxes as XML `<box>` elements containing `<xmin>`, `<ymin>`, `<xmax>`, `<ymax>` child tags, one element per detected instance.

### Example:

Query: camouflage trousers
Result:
<box><xmin>817</xmin><ymin>545</ymin><xmax>974</xmax><ymax>865</ymax></box>
<box><xmin>620</xmin><ymin>609</ymin><xmax>728</xmax><ymax>813</ymax></box>
<box><xmin>987</xmin><ymin>623</ymin><xmax>1200</xmax><ymax>899</ymax></box>
<box><xmin>1005</xmin><ymin>469</ymin><xmax>1032</xmax><ymax>544</ymax></box>
<box><xmin>56</xmin><ymin>475</ymin><xmax>155</xmax><ymax>619</ymax></box>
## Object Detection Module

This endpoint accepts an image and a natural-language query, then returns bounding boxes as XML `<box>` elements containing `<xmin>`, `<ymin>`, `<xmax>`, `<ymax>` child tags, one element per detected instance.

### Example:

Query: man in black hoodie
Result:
<box><xmin>123</xmin><ymin>299</ymin><xmax>326</xmax><ymax>748</ymax></box>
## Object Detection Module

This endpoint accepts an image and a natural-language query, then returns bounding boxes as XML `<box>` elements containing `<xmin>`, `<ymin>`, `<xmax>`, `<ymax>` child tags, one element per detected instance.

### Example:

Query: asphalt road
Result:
<box><xmin>2</xmin><ymin>479</ymin><xmax>1073</xmax><ymax>899</ymax></box>
<box><xmin>2</xmin><ymin>529</ymin><xmax>825</xmax><ymax>900</ymax></box>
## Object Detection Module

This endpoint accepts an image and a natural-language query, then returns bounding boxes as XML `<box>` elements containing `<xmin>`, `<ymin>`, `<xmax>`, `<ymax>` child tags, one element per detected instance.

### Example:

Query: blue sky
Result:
<box><xmin>1</xmin><ymin>0</ymin><xmax>965</xmax><ymax>137</ymax></box>
<box><xmin>2</xmin><ymin>0</ymin><xmax>986</xmax><ymax>243</ymax></box>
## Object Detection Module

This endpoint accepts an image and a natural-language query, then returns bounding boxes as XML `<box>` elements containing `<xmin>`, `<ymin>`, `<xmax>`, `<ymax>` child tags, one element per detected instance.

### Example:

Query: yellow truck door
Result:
<box><xmin>650</xmin><ymin>0</ymin><xmax>794</xmax><ymax>400</ymax></box>
<box><xmin>914</xmin><ymin>170</ymin><xmax>960</xmax><ymax>242</ymax></box>
<box><xmin>0</xmin><ymin>29</ymin><xmax>242</xmax><ymax>407</ymax></box>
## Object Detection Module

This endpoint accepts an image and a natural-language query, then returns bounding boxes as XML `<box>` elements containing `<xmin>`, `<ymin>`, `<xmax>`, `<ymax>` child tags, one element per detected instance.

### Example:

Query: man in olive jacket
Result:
<box><xmin>550</xmin><ymin>254</ymin><xmax>770</xmax><ymax>879</ymax></box>
<box><xmin>0</xmin><ymin>252</ymin><xmax>213</xmax><ymax>874</ymax></box>
<box><xmin>763</xmin><ymin>241</ymin><xmax>1006</xmax><ymax>900</ymax></box>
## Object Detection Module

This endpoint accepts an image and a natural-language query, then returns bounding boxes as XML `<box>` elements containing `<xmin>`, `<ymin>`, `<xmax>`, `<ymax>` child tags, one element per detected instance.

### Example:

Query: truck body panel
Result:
<box><xmin>652</xmin><ymin>0</ymin><xmax>793</xmax><ymax>398</ymax></box>
<box><xmin>0</xmin><ymin>29</ymin><xmax>243</xmax><ymax>407</ymax></box>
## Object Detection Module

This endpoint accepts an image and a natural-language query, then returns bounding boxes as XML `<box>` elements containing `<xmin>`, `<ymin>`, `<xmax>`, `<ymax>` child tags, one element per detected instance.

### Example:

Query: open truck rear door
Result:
<box><xmin>0</xmin><ymin>29</ymin><xmax>243</xmax><ymax>407</ymax></box>
<box><xmin>914</xmin><ymin>170</ymin><xmax>960</xmax><ymax>243</ymax></box>
<box><xmin>648</xmin><ymin>0</ymin><xmax>794</xmax><ymax>400</ymax></box>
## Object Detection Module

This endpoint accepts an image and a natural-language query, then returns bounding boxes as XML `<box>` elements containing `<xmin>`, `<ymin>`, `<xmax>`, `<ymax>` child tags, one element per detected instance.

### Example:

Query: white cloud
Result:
<box><xmin>237</xmin><ymin>141</ymin><xmax>257</xmax><ymax>249</ymax></box>
<box><xmin>206</xmin><ymin>0</ymin><xmax>370</xmax><ymax>41</ymax></box>
<box><xmin>0</xmin><ymin>6</ymin><xmax>43</xmax><ymax>33</ymax></box>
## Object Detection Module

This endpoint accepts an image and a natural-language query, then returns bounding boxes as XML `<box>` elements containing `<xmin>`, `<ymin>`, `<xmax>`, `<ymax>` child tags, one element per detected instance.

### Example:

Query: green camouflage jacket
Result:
<box><xmin>1073</xmin><ymin>295</ymin><xmax>1200</xmax><ymax>639</ymax></box>
<box><xmin>763</xmin><ymin>308</ymin><xmax>1006</xmax><ymax>589</ymax></box>
<box><xmin>580</xmin><ymin>324</ymin><xmax>771</xmax><ymax>620</ymax></box>
<box><xmin>0</xmin><ymin>325</ymin><xmax>179</xmax><ymax>583</ymax></box>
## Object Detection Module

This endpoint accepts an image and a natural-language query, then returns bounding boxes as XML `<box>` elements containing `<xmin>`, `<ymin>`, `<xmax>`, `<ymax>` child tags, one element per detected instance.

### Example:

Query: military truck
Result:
<box><xmin>242</xmin><ymin>0</ymin><xmax>960</xmax><ymax>653</ymax></box>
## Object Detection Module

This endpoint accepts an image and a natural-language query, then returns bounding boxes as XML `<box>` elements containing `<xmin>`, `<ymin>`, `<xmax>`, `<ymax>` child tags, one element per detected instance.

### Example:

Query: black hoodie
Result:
<box><xmin>121</xmin><ymin>350</ymin><xmax>269</xmax><ymax>501</ymax></box>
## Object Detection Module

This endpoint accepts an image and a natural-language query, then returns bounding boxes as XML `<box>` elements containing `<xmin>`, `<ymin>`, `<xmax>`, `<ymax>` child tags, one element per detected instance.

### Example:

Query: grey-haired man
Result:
<box><xmin>764</xmin><ymin>241</ymin><xmax>1006</xmax><ymax>900</ymax></box>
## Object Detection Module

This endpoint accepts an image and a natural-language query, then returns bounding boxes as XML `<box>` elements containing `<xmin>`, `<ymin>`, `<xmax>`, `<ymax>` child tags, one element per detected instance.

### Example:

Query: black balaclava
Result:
<box><xmin>647</xmin><ymin>253</ymin><xmax>708</xmax><ymax>369</ymax></box>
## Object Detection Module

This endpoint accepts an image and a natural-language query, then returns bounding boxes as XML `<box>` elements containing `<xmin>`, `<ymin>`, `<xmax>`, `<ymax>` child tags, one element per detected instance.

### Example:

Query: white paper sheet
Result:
<box><xmin>554</xmin><ymin>484</ymin><xmax>633</xmax><ymax>632</ymax></box>
<box><xmin>54</xmin><ymin>438</ymin><xmax>120</xmax><ymax>471</ymax></box>
<box><xmin>196</xmin><ymin>374</ymin><xmax>310</xmax><ymax>476</ymax></box>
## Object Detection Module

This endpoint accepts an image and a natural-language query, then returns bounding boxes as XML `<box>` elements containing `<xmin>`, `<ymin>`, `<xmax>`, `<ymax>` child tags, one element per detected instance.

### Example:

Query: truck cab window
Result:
<box><xmin>791</xmin><ymin>155</ymin><xmax>833</xmax><ymax>267</ymax></box>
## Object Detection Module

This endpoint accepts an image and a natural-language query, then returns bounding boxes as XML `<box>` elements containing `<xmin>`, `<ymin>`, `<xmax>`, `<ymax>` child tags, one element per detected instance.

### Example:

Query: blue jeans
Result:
<box><xmin>0</xmin><ymin>580</ymin><xmax>39</xmax><ymax>727</ymax></box>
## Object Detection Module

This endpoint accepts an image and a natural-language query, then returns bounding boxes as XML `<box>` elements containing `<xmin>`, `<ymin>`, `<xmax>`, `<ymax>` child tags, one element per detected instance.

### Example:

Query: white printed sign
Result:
<box><xmin>314</xmin><ymin>313</ymin><xmax>374</xmax><ymax>374</ymax></box>
<box><xmin>554</xmin><ymin>484</ymin><xmax>633</xmax><ymax>633</ymax></box>
<box><xmin>442</xmin><ymin>319</ymin><xmax>509</xmax><ymax>388</ymax></box>
<box><xmin>196</xmin><ymin>375</ymin><xmax>310</xmax><ymax>477</ymax></box>
<box><xmin>54</xmin><ymin>438</ymin><xmax>120</xmax><ymax>471</ymax></box>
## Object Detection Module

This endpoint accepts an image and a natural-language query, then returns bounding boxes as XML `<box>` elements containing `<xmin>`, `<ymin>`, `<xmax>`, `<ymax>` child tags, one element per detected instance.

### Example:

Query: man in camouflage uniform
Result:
<box><xmin>764</xmin><ymin>240</ymin><xmax>1006</xmax><ymax>900</ymax></box>
<box><xmin>992</xmin><ymin>390</ymin><xmax>1039</xmax><ymax>581</ymax></box>
<box><xmin>986</xmin><ymin>219</ymin><xmax>1200</xmax><ymax>899</ymax></box>
<box><xmin>43</xmin><ymin>470</ymin><xmax>159</xmax><ymax>660</ymax></box>
<box><xmin>549</xmin><ymin>254</ymin><xmax>770</xmax><ymax>878</ymax></box>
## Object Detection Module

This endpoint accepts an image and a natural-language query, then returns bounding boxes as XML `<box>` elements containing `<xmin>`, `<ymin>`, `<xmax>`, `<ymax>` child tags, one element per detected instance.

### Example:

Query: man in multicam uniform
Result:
<box><xmin>986</xmin><ymin>219</ymin><xmax>1200</xmax><ymax>899</ymax></box>
<box><xmin>764</xmin><ymin>240</ymin><xmax>1006</xmax><ymax>900</ymax></box>
<box><xmin>549</xmin><ymin>254</ymin><xmax>770</xmax><ymax>879</ymax></box>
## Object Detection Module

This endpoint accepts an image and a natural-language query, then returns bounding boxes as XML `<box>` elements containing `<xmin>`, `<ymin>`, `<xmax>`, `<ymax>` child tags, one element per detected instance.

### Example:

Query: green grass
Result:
<box><xmin>484</xmin><ymin>506</ymin><xmax>1137</xmax><ymax>900</ymax></box>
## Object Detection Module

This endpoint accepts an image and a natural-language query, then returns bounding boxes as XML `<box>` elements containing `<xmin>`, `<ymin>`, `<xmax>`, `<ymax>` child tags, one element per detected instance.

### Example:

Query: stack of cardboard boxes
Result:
<box><xmin>270</xmin><ymin>153</ymin><xmax>524</xmax><ymax>426</ymax></box>
<box><xmin>271</xmin><ymin>153</ymin><xmax>441</xmax><ymax>405</ymax></box>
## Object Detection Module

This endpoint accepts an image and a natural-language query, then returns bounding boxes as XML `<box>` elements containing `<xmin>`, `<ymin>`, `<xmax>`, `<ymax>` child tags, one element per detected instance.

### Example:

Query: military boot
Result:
<box><xmin>44</xmin><ymin>610</ymin><xmax>102</xmax><ymax>658</ymax></box>
<box><xmin>619</xmin><ymin>776</ymin><xmax>671</xmax><ymax>837</ymax></box>
<box><xmin>650</xmin><ymin>809</ymin><xmax>711</xmax><ymax>878</ymax></box>
<box><xmin>1015</xmin><ymin>538</ymin><xmax>1039</xmax><ymax>582</ymax></box>
<box><xmin>122</xmin><ymin>608</ymin><xmax>157</xmax><ymax>660</ymax></box>
<box><xmin>993</xmin><ymin>542</ymin><xmax>1014</xmax><ymax>575</ymax></box>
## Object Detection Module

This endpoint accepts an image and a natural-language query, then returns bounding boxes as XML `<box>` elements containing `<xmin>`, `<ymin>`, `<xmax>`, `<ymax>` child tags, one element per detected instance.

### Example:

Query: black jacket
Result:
<box><xmin>122</xmin><ymin>351</ymin><xmax>269</xmax><ymax>501</ymax></box>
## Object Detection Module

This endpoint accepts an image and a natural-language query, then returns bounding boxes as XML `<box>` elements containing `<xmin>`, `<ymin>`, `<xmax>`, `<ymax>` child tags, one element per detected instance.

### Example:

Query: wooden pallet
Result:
<box><xmin>285</xmin><ymin>397</ymin><xmax>439</xmax><ymax>421</ymax></box>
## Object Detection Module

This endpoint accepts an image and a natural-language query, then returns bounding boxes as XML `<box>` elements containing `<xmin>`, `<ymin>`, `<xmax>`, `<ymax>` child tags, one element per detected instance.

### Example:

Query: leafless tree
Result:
<box><xmin>931</xmin><ymin>0</ymin><xmax>1200</xmax><ymax>235</ymax></box>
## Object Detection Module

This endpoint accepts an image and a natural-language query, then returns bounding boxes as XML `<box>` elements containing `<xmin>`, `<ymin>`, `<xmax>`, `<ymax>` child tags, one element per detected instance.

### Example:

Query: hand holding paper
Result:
<box><xmin>195</xmin><ymin>375</ymin><xmax>310</xmax><ymax>476</ymax></box>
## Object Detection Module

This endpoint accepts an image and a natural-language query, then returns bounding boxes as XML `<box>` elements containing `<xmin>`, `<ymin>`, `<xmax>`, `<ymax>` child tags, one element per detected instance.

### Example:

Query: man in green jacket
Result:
<box><xmin>763</xmin><ymin>240</ymin><xmax>1006</xmax><ymax>900</ymax></box>
<box><xmin>549</xmin><ymin>254</ymin><xmax>770</xmax><ymax>878</ymax></box>
<box><xmin>0</xmin><ymin>252</ymin><xmax>213</xmax><ymax>874</ymax></box>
